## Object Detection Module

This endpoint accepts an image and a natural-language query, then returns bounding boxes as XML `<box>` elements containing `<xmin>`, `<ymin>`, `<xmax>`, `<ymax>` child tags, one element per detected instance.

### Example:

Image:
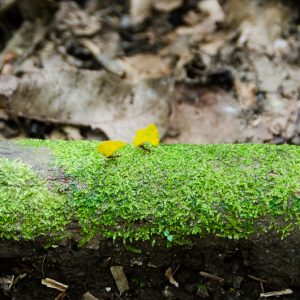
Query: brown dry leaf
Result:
<box><xmin>176</xmin><ymin>0</ymin><xmax>224</xmax><ymax>36</ymax></box>
<box><xmin>41</xmin><ymin>278</ymin><xmax>68</xmax><ymax>292</ymax></box>
<box><xmin>253</xmin><ymin>56</ymin><xmax>287</xmax><ymax>93</ymax></box>
<box><xmin>153</xmin><ymin>0</ymin><xmax>183</xmax><ymax>12</ymax></box>
<box><xmin>62</xmin><ymin>126</ymin><xmax>83</xmax><ymax>140</ymax></box>
<box><xmin>130</xmin><ymin>0</ymin><xmax>152</xmax><ymax>25</ymax></box>
<box><xmin>0</xmin><ymin>69</ymin><xmax>171</xmax><ymax>142</ymax></box>
<box><xmin>226</xmin><ymin>0</ymin><xmax>294</xmax><ymax>53</ymax></box>
<box><xmin>0</xmin><ymin>74</ymin><xmax>18</xmax><ymax>99</ymax></box>
<box><xmin>130</xmin><ymin>0</ymin><xmax>183</xmax><ymax>25</ymax></box>
<box><xmin>119</xmin><ymin>54</ymin><xmax>172</xmax><ymax>79</ymax></box>
<box><xmin>235</xmin><ymin>79</ymin><xmax>258</xmax><ymax>111</ymax></box>
<box><xmin>110</xmin><ymin>266</ymin><xmax>129</xmax><ymax>295</ymax></box>
<box><xmin>198</xmin><ymin>0</ymin><xmax>224</xmax><ymax>22</ymax></box>
<box><xmin>165</xmin><ymin>86</ymin><xmax>242</xmax><ymax>144</ymax></box>
<box><xmin>165</xmin><ymin>267</ymin><xmax>179</xmax><ymax>288</ymax></box>
<box><xmin>82</xmin><ymin>291</ymin><xmax>99</xmax><ymax>300</ymax></box>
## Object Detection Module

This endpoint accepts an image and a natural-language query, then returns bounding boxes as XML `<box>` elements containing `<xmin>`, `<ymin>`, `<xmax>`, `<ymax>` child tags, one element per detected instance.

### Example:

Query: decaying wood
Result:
<box><xmin>0</xmin><ymin>141</ymin><xmax>300</xmax><ymax>289</ymax></box>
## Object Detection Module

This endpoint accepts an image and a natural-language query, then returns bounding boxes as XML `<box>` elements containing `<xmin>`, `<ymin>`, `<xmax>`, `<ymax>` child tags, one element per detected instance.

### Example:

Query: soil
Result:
<box><xmin>0</xmin><ymin>236</ymin><xmax>299</xmax><ymax>300</ymax></box>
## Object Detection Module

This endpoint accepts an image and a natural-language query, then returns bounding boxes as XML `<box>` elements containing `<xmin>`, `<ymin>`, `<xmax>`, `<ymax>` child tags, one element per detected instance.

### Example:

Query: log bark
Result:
<box><xmin>0</xmin><ymin>140</ymin><xmax>300</xmax><ymax>285</ymax></box>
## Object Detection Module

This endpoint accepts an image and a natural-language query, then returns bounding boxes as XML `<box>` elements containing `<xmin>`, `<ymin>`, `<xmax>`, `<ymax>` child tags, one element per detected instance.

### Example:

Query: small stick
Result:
<box><xmin>79</xmin><ymin>38</ymin><xmax>124</xmax><ymax>77</ymax></box>
<box><xmin>199</xmin><ymin>271</ymin><xmax>224</xmax><ymax>283</ymax></box>
<box><xmin>260</xmin><ymin>288</ymin><xmax>293</xmax><ymax>298</ymax></box>
<box><xmin>248</xmin><ymin>274</ymin><xmax>267</xmax><ymax>283</ymax></box>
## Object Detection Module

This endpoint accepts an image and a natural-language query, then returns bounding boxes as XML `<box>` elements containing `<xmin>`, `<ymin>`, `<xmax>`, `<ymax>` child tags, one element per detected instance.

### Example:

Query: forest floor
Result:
<box><xmin>0</xmin><ymin>0</ymin><xmax>300</xmax><ymax>299</ymax></box>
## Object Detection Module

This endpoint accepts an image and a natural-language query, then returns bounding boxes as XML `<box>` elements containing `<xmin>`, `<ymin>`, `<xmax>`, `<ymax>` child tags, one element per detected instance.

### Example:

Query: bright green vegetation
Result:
<box><xmin>1</xmin><ymin>140</ymin><xmax>299</xmax><ymax>244</ymax></box>
<box><xmin>0</xmin><ymin>158</ymin><xmax>71</xmax><ymax>241</ymax></box>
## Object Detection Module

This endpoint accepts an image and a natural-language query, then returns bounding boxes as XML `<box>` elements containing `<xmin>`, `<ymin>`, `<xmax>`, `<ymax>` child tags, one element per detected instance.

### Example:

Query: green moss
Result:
<box><xmin>0</xmin><ymin>158</ymin><xmax>71</xmax><ymax>241</ymax></box>
<box><xmin>9</xmin><ymin>140</ymin><xmax>300</xmax><ymax>243</ymax></box>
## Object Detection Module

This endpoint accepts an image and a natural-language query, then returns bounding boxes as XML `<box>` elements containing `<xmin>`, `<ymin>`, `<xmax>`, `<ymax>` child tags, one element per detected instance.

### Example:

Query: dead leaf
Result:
<box><xmin>253</xmin><ymin>56</ymin><xmax>287</xmax><ymax>93</ymax></box>
<box><xmin>235</xmin><ymin>79</ymin><xmax>258</xmax><ymax>111</ymax></box>
<box><xmin>164</xmin><ymin>86</ymin><xmax>242</xmax><ymax>144</ymax></box>
<box><xmin>62</xmin><ymin>126</ymin><xmax>83</xmax><ymax>140</ymax></box>
<box><xmin>0</xmin><ymin>74</ymin><xmax>18</xmax><ymax>99</ymax></box>
<box><xmin>41</xmin><ymin>278</ymin><xmax>68</xmax><ymax>292</ymax></box>
<box><xmin>153</xmin><ymin>0</ymin><xmax>183</xmax><ymax>12</ymax></box>
<box><xmin>198</xmin><ymin>0</ymin><xmax>224</xmax><ymax>23</ymax></box>
<box><xmin>0</xmin><ymin>275</ymin><xmax>14</xmax><ymax>292</ymax></box>
<box><xmin>118</xmin><ymin>54</ymin><xmax>172</xmax><ymax>79</ymax></box>
<box><xmin>110</xmin><ymin>266</ymin><xmax>129</xmax><ymax>295</ymax></box>
<box><xmin>130</xmin><ymin>0</ymin><xmax>152</xmax><ymax>25</ymax></box>
<box><xmin>0</xmin><ymin>277</ymin><xmax>13</xmax><ymax>284</ymax></box>
<box><xmin>165</xmin><ymin>267</ymin><xmax>179</xmax><ymax>288</ymax></box>
<box><xmin>82</xmin><ymin>291</ymin><xmax>99</xmax><ymax>300</ymax></box>
<box><xmin>226</xmin><ymin>0</ymin><xmax>294</xmax><ymax>53</ymax></box>
<box><xmin>1</xmin><ymin>69</ymin><xmax>172</xmax><ymax>142</ymax></box>
<box><xmin>176</xmin><ymin>0</ymin><xmax>224</xmax><ymax>36</ymax></box>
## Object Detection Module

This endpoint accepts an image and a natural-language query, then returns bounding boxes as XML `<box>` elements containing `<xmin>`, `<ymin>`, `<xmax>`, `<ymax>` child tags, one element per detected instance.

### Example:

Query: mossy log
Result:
<box><xmin>0</xmin><ymin>140</ymin><xmax>300</xmax><ymax>242</ymax></box>
<box><xmin>1</xmin><ymin>140</ymin><xmax>300</xmax><ymax>284</ymax></box>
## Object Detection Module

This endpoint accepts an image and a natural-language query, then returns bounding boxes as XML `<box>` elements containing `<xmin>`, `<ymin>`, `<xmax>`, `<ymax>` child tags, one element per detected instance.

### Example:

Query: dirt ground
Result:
<box><xmin>0</xmin><ymin>236</ymin><xmax>299</xmax><ymax>300</ymax></box>
<box><xmin>1</xmin><ymin>0</ymin><xmax>300</xmax><ymax>299</ymax></box>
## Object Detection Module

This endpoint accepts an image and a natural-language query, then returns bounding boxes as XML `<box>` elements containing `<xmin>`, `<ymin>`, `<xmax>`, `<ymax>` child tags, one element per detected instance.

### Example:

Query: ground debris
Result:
<box><xmin>41</xmin><ymin>278</ymin><xmax>68</xmax><ymax>292</ymax></box>
<box><xmin>110</xmin><ymin>266</ymin><xmax>129</xmax><ymax>295</ymax></box>
<box><xmin>165</xmin><ymin>267</ymin><xmax>179</xmax><ymax>288</ymax></box>
<box><xmin>260</xmin><ymin>288</ymin><xmax>293</xmax><ymax>298</ymax></box>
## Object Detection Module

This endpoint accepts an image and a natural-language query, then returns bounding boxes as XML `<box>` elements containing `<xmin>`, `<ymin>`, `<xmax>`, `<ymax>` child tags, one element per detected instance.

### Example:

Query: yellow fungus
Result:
<box><xmin>97</xmin><ymin>140</ymin><xmax>126</xmax><ymax>157</ymax></box>
<box><xmin>133</xmin><ymin>124</ymin><xmax>160</xmax><ymax>147</ymax></box>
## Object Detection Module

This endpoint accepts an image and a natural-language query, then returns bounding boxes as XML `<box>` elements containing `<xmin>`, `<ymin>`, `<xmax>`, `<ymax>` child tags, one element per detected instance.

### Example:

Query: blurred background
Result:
<box><xmin>0</xmin><ymin>0</ymin><xmax>300</xmax><ymax>145</ymax></box>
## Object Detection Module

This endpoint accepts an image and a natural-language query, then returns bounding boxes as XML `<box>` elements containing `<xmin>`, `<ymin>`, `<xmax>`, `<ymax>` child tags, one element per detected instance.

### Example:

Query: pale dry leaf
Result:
<box><xmin>153</xmin><ymin>0</ymin><xmax>183</xmax><ymax>12</ymax></box>
<box><xmin>0</xmin><ymin>277</ymin><xmax>12</xmax><ymax>284</ymax></box>
<box><xmin>0</xmin><ymin>69</ymin><xmax>172</xmax><ymax>142</ymax></box>
<box><xmin>235</xmin><ymin>79</ymin><xmax>258</xmax><ymax>111</ymax></box>
<box><xmin>130</xmin><ymin>0</ymin><xmax>152</xmax><ymax>25</ymax></box>
<box><xmin>118</xmin><ymin>54</ymin><xmax>172</xmax><ymax>79</ymax></box>
<box><xmin>198</xmin><ymin>0</ymin><xmax>224</xmax><ymax>22</ymax></box>
<box><xmin>110</xmin><ymin>266</ymin><xmax>129</xmax><ymax>295</ymax></box>
<box><xmin>165</xmin><ymin>267</ymin><xmax>179</xmax><ymax>288</ymax></box>
<box><xmin>176</xmin><ymin>0</ymin><xmax>224</xmax><ymax>37</ymax></box>
<box><xmin>226</xmin><ymin>0</ymin><xmax>294</xmax><ymax>53</ymax></box>
<box><xmin>0</xmin><ymin>74</ymin><xmax>18</xmax><ymax>98</ymax></box>
<box><xmin>62</xmin><ymin>126</ymin><xmax>83</xmax><ymax>140</ymax></box>
<box><xmin>165</xmin><ymin>86</ymin><xmax>241</xmax><ymax>144</ymax></box>
<box><xmin>41</xmin><ymin>278</ymin><xmax>68</xmax><ymax>292</ymax></box>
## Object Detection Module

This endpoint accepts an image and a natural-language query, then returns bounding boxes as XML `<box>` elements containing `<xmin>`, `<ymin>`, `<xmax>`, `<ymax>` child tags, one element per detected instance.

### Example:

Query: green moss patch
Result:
<box><xmin>14</xmin><ymin>140</ymin><xmax>300</xmax><ymax>244</ymax></box>
<box><xmin>0</xmin><ymin>158</ymin><xmax>71</xmax><ymax>241</ymax></box>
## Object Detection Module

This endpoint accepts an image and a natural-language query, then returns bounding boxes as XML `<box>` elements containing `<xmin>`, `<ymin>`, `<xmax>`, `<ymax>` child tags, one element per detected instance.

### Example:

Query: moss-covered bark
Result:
<box><xmin>0</xmin><ymin>140</ymin><xmax>299</xmax><ymax>244</ymax></box>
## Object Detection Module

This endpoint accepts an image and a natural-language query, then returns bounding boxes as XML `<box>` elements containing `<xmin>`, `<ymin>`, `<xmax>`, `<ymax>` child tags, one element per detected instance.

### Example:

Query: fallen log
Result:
<box><xmin>0</xmin><ymin>140</ymin><xmax>300</xmax><ymax>286</ymax></box>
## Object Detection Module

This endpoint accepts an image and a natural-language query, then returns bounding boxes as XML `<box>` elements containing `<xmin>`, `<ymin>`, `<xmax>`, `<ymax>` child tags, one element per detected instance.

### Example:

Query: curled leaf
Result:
<box><xmin>133</xmin><ymin>124</ymin><xmax>160</xmax><ymax>147</ymax></box>
<box><xmin>98</xmin><ymin>140</ymin><xmax>126</xmax><ymax>157</ymax></box>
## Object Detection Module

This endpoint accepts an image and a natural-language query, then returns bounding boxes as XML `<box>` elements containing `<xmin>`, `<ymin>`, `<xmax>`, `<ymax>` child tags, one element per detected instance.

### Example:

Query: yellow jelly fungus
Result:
<box><xmin>133</xmin><ymin>124</ymin><xmax>160</xmax><ymax>147</ymax></box>
<box><xmin>97</xmin><ymin>140</ymin><xmax>126</xmax><ymax>157</ymax></box>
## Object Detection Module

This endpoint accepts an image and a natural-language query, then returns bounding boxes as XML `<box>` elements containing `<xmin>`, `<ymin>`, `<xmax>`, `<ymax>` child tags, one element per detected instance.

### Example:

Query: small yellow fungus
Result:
<box><xmin>97</xmin><ymin>140</ymin><xmax>126</xmax><ymax>157</ymax></box>
<box><xmin>133</xmin><ymin>123</ymin><xmax>160</xmax><ymax>147</ymax></box>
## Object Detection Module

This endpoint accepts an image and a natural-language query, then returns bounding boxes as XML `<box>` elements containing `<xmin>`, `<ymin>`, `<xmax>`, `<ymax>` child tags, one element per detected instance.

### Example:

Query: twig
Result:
<box><xmin>41</xmin><ymin>254</ymin><xmax>47</xmax><ymax>278</ymax></box>
<box><xmin>199</xmin><ymin>271</ymin><xmax>224</xmax><ymax>283</ymax></box>
<box><xmin>248</xmin><ymin>274</ymin><xmax>267</xmax><ymax>283</ymax></box>
<box><xmin>248</xmin><ymin>274</ymin><xmax>266</xmax><ymax>293</ymax></box>
<box><xmin>260</xmin><ymin>289</ymin><xmax>293</xmax><ymax>298</ymax></box>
